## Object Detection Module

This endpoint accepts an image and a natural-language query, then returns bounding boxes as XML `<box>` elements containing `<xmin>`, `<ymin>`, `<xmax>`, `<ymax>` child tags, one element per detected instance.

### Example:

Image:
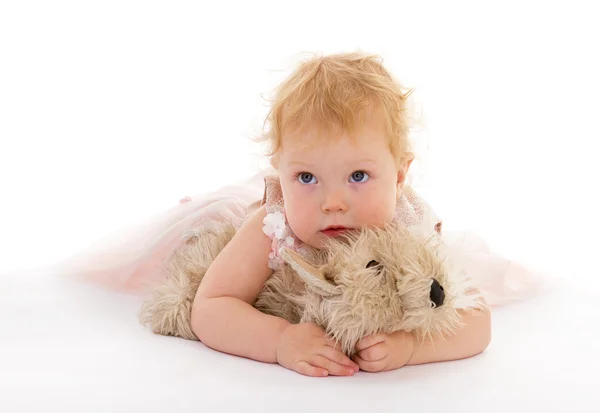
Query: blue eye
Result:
<box><xmin>349</xmin><ymin>171</ymin><xmax>369</xmax><ymax>183</ymax></box>
<box><xmin>298</xmin><ymin>173</ymin><xmax>317</xmax><ymax>184</ymax></box>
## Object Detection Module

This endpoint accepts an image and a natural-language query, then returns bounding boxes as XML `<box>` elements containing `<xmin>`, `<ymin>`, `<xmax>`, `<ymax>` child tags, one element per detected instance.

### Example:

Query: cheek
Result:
<box><xmin>354</xmin><ymin>189</ymin><xmax>396</xmax><ymax>225</ymax></box>
<box><xmin>288</xmin><ymin>214</ymin><xmax>318</xmax><ymax>246</ymax></box>
<box><xmin>283</xmin><ymin>188</ymin><xmax>319</xmax><ymax>241</ymax></box>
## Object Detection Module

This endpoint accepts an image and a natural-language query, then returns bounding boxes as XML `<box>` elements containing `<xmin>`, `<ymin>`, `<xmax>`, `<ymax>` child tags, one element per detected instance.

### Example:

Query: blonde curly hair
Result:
<box><xmin>257</xmin><ymin>51</ymin><xmax>416</xmax><ymax>169</ymax></box>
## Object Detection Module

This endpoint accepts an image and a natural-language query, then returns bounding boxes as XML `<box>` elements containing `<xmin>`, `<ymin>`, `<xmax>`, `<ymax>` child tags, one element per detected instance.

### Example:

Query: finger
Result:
<box><xmin>293</xmin><ymin>360</ymin><xmax>329</xmax><ymax>377</ymax></box>
<box><xmin>352</xmin><ymin>353</ymin><xmax>389</xmax><ymax>373</ymax></box>
<box><xmin>355</xmin><ymin>334</ymin><xmax>386</xmax><ymax>352</ymax></box>
<box><xmin>357</xmin><ymin>342</ymin><xmax>387</xmax><ymax>362</ymax></box>
<box><xmin>320</xmin><ymin>346</ymin><xmax>360</xmax><ymax>371</ymax></box>
<box><xmin>310</xmin><ymin>355</ymin><xmax>356</xmax><ymax>376</ymax></box>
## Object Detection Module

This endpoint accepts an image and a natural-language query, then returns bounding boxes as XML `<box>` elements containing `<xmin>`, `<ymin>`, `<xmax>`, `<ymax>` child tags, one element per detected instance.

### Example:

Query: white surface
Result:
<box><xmin>1</xmin><ymin>271</ymin><xmax>597</xmax><ymax>412</ymax></box>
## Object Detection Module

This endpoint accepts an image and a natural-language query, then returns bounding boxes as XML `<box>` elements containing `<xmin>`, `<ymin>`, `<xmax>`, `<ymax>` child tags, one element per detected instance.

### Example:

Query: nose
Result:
<box><xmin>430</xmin><ymin>279</ymin><xmax>445</xmax><ymax>307</ymax></box>
<box><xmin>321</xmin><ymin>189</ymin><xmax>348</xmax><ymax>213</ymax></box>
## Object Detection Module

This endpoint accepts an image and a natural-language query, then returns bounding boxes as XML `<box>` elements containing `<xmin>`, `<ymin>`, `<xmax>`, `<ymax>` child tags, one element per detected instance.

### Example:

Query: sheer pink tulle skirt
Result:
<box><xmin>52</xmin><ymin>170</ymin><xmax>268</xmax><ymax>293</ymax></box>
<box><xmin>53</xmin><ymin>168</ymin><xmax>543</xmax><ymax>306</ymax></box>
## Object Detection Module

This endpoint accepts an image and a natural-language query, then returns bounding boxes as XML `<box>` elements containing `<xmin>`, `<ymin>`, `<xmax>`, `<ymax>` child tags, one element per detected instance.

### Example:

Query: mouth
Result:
<box><xmin>321</xmin><ymin>226</ymin><xmax>348</xmax><ymax>237</ymax></box>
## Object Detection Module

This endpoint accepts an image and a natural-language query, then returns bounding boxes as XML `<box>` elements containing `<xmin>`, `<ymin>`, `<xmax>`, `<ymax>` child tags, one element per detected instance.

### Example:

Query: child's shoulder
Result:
<box><xmin>220</xmin><ymin>202</ymin><xmax>273</xmax><ymax>267</ymax></box>
<box><xmin>195</xmin><ymin>202</ymin><xmax>275</xmax><ymax>304</ymax></box>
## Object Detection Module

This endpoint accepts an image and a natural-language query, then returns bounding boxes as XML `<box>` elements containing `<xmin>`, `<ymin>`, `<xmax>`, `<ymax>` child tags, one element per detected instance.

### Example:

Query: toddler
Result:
<box><xmin>56</xmin><ymin>51</ymin><xmax>541</xmax><ymax>377</ymax></box>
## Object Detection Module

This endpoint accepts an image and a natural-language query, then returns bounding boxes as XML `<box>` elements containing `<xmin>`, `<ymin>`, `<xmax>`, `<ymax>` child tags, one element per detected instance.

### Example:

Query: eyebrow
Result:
<box><xmin>289</xmin><ymin>159</ymin><xmax>377</xmax><ymax>167</ymax></box>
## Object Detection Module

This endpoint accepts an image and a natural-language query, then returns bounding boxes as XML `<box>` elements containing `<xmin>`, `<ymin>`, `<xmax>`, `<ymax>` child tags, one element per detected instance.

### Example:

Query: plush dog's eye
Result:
<box><xmin>366</xmin><ymin>260</ymin><xmax>380</xmax><ymax>269</ymax></box>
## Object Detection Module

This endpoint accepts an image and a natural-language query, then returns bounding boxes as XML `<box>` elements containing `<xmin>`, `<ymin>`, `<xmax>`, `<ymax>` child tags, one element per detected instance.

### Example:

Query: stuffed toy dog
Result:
<box><xmin>139</xmin><ymin>221</ymin><xmax>485</xmax><ymax>355</ymax></box>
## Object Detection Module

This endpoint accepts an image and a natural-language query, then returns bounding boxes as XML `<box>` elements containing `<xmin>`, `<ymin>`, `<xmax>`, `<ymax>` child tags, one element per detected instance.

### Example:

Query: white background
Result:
<box><xmin>2</xmin><ymin>1</ymin><xmax>599</xmax><ymax>284</ymax></box>
<box><xmin>1</xmin><ymin>1</ymin><xmax>599</xmax><ymax>411</ymax></box>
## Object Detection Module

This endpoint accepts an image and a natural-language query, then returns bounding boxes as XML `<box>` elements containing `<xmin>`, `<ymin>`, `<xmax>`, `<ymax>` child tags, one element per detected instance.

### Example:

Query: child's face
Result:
<box><xmin>277</xmin><ymin>122</ymin><xmax>409</xmax><ymax>249</ymax></box>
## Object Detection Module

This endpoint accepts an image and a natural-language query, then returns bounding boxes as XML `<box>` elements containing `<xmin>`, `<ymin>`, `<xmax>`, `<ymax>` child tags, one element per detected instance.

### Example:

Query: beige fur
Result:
<box><xmin>139</xmin><ymin>220</ymin><xmax>485</xmax><ymax>355</ymax></box>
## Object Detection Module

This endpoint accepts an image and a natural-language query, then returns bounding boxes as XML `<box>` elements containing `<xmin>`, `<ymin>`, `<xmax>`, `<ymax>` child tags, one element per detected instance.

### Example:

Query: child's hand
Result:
<box><xmin>352</xmin><ymin>330</ymin><xmax>415</xmax><ymax>372</ymax></box>
<box><xmin>276</xmin><ymin>323</ymin><xmax>359</xmax><ymax>377</ymax></box>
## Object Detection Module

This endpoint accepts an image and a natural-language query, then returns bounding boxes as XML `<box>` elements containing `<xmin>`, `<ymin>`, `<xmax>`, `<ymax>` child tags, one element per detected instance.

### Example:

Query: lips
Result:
<box><xmin>321</xmin><ymin>226</ymin><xmax>348</xmax><ymax>237</ymax></box>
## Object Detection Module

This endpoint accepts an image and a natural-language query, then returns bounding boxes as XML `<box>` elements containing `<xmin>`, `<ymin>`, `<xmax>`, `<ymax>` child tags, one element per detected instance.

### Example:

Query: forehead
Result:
<box><xmin>280</xmin><ymin>121</ymin><xmax>390</xmax><ymax>161</ymax></box>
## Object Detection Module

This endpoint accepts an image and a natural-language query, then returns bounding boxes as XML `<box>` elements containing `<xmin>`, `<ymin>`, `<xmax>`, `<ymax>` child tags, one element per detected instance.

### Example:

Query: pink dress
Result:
<box><xmin>53</xmin><ymin>168</ymin><xmax>543</xmax><ymax>306</ymax></box>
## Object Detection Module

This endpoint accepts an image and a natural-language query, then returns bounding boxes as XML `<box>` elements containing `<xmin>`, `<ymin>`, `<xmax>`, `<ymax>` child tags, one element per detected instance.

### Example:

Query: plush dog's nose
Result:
<box><xmin>430</xmin><ymin>279</ymin><xmax>445</xmax><ymax>307</ymax></box>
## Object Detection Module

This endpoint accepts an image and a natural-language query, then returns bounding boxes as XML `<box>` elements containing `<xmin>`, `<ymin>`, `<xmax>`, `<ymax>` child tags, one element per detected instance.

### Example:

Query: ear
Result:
<box><xmin>278</xmin><ymin>247</ymin><xmax>337</xmax><ymax>296</ymax></box>
<box><xmin>269</xmin><ymin>154</ymin><xmax>280</xmax><ymax>170</ymax></box>
<box><xmin>397</xmin><ymin>154</ymin><xmax>414</xmax><ymax>186</ymax></box>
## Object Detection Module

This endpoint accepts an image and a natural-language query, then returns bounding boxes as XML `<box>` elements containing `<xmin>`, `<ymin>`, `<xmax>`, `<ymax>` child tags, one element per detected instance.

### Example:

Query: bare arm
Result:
<box><xmin>191</xmin><ymin>205</ymin><xmax>290</xmax><ymax>363</ymax></box>
<box><xmin>408</xmin><ymin>307</ymin><xmax>492</xmax><ymax>365</ymax></box>
<box><xmin>353</xmin><ymin>305</ymin><xmax>491</xmax><ymax>372</ymax></box>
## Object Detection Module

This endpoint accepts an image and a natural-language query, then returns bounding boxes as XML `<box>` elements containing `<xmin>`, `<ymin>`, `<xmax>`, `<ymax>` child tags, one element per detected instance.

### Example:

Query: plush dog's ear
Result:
<box><xmin>279</xmin><ymin>247</ymin><xmax>338</xmax><ymax>296</ymax></box>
